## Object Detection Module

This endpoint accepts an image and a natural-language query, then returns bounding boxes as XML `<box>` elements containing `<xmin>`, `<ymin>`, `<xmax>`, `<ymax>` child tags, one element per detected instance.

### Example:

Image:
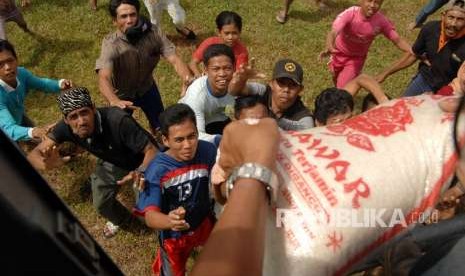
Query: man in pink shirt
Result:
<box><xmin>319</xmin><ymin>0</ymin><xmax>411</xmax><ymax>88</ymax></box>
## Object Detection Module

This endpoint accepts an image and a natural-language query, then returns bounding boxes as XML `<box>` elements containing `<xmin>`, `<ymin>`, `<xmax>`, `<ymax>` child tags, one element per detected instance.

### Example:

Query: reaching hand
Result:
<box><xmin>234</xmin><ymin>58</ymin><xmax>266</xmax><ymax>82</ymax></box>
<box><xmin>168</xmin><ymin>206</ymin><xmax>190</xmax><ymax>231</ymax></box>
<box><xmin>40</xmin><ymin>145</ymin><xmax>71</xmax><ymax>170</ymax></box>
<box><xmin>60</xmin><ymin>79</ymin><xmax>73</xmax><ymax>90</ymax></box>
<box><xmin>110</xmin><ymin>99</ymin><xmax>136</xmax><ymax>110</ymax></box>
<box><xmin>318</xmin><ymin>49</ymin><xmax>331</xmax><ymax>62</ymax></box>
<box><xmin>211</xmin><ymin>163</ymin><xmax>227</xmax><ymax>186</ymax></box>
<box><xmin>219</xmin><ymin>118</ymin><xmax>279</xmax><ymax>175</ymax></box>
<box><xmin>117</xmin><ymin>170</ymin><xmax>145</xmax><ymax>190</ymax></box>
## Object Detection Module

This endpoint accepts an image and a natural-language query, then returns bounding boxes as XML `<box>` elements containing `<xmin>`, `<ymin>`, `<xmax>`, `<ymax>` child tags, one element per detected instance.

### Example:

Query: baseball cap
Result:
<box><xmin>272</xmin><ymin>59</ymin><xmax>304</xmax><ymax>85</ymax></box>
<box><xmin>443</xmin><ymin>0</ymin><xmax>465</xmax><ymax>14</ymax></box>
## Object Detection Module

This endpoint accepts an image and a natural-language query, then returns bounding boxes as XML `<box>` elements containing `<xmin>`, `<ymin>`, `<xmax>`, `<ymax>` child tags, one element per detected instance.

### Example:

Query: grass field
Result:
<box><xmin>8</xmin><ymin>0</ymin><xmax>436</xmax><ymax>275</ymax></box>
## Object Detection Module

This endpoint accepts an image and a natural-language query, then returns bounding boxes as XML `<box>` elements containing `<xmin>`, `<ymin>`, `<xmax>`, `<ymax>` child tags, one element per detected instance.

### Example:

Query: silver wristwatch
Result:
<box><xmin>226</xmin><ymin>162</ymin><xmax>279</xmax><ymax>204</ymax></box>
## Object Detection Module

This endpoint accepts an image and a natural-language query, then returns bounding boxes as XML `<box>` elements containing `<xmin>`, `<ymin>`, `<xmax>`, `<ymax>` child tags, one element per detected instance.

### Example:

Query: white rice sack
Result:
<box><xmin>264</xmin><ymin>95</ymin><xmax>458</xmax><ymax>276</ymax></box>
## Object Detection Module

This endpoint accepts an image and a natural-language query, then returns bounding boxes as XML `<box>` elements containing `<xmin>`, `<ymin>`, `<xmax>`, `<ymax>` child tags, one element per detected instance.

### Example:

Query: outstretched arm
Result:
<box><xmin>376</xmin><ymin>51</ymin><xmax>418</xmax><ymax>83</ymax></box>
<box><xmin>27</xmin><ymin>136</ymin><xmax>70</xmax><ymax>171</ymax></box>
<box><xmin>191</xmin><ymin>118</ymin><xmax>279</xmax><ymax>276</ymax></box>
<box><xmin>344</xmin><ymin>74</ymin><xmax>389</xmax><ymax>104</ymax></box>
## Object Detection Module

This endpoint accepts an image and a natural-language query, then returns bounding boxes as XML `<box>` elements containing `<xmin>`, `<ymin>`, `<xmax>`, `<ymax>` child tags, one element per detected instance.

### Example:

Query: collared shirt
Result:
<box><xmin>49</xmin><ymin>107</ymin><xmax>152</xmax><ymax>171</ymax></box>
<box><xmin>413</xmin><ymin>21</ymin><xmax>465</xmax><ymax>91</ymax></box>
<box><xmin>95</xmin><ymin>24</ymin><xmax>176</xmax><ymax>100</ymax></box>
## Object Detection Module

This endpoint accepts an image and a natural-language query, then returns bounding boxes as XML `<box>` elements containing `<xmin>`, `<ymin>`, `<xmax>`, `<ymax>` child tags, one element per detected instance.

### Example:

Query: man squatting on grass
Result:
<box><xmin>134</xmin><ymin>103</ymin><xmax>217</xmax><ymax>276</ymax></box>
<box><xmin>27</xmin><ymin>87</ymin><xmax>157</xmax><ymax>238</ymax></box>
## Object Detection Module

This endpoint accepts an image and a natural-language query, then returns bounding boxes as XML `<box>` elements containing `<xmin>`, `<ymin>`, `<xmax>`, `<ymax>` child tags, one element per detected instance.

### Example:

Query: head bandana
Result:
<box><xmin>57</xmin><ymin>87</ymin><xmax>93</xmax><ymax>116</ymax></box>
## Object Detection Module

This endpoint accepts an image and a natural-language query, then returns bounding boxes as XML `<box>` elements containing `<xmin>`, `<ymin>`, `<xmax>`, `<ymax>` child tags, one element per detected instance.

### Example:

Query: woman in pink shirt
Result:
<box><xmin>189</xmin><ymin>11</ymin><xmax>249</xmax><ymax>78</ymax></box>
<box><xmin>319</xmin><ymin>0</ymin><xmax>411</xmax><ymax>88</ymax></box>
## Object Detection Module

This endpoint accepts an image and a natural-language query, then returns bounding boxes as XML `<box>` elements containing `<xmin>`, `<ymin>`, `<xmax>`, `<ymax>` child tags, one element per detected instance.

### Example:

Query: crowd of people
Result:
<box><xmin>3</xmin><ymin>0</ymin><xmax>465</xmax><ymax>275</ymax></box>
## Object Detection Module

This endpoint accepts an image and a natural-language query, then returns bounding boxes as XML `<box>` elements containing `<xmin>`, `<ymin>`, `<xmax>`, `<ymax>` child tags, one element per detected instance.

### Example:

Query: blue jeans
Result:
<box><xmin>414</xmin><ymin>0</ymin><xmax>448</xmax><ymax>27</ymax></box>
<box><xmin>403</xmin><ymin>73</ymin><xmax>434</xmax><ymax>97</ymax></box>
<box><xmin>133</xmin><ymin>82</ymin><xmax>164</xmax><ymax>130</ymax></box>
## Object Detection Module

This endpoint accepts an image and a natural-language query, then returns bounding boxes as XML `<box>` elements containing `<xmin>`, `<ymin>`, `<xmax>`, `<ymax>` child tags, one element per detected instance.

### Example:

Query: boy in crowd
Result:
<box><xmin>313</xmin><ymin>88</ymin><xmax>354</xmax><ymax>126</ymax></box>
<box><xmin>134</xmin><ymin>103</ymin><xmax>216</xmax><ymax>276</ymax></box>
<box><xmin>0</xmin><ymin>40</ymin><xmax>72</xmax><ymax>141</ymax></box>
<box><xmin>319</xmin><ymin>0</ymin><xmax>411</xmax><ymax>88</ymax></box>
<box><xmin>28</xmin><ymin>87</ymin><xmax>157</xmax><ymax>238</ymax></box>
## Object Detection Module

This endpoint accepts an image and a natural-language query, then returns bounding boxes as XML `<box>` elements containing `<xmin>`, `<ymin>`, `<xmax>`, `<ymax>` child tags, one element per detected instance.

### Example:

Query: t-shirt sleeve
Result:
<box><xmin>0</xmin><ymin>101</ymin><xmax>29</xmax><ymax>141</ymax></box>
<box><xmin>192</xmin><ymin>37</ymin><xmax>215</xmax><ymax>62</ymax></box>
<box><xmin>379</xmin><ymin>15</ymin><xmax>399</xmax><ymax>41</ymax></box>
<box><xmin>134</xmin><ymin>167</ymin><xmax>162</xmax><ymax>216</ymax></box>
<box><xmin>154</xmin><ymin>24</ymin><xmax>176</xmax><ymax>58</ymax></box>
<box><xmin>118</xmin><ymin>115</ymin><xmax>151</xmax><ymax>154</ymax></box>
<box><xmin>332</xmin><ymin>7</ymin><xmax>356</xmax><ymax>34</ymax></box>
<box><xmin>95</xmin><ymin>38</ymin><xmax>116</xmax><ymax>71</ymax></box>
<box><xmin>234</xmin><ymin>42</ymin><xmax>249</xmax><ymax>69</ymax></box>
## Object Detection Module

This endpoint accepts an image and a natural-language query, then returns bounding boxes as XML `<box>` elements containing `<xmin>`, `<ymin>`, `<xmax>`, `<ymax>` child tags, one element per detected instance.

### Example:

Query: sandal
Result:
<box><xmin>276</xmin><ymin>10</ymin><xmax>288</xmax><ymax>24</ymax></box>
<box><xmin>103</xmin><ymin>221</ymin><xmax>120</xmax><ymax>239</ymax></box>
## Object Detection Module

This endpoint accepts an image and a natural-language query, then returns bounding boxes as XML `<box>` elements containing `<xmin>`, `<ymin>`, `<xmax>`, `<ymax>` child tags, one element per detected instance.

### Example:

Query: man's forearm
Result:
<box><xmin>191</xmin><ymin>178</ymin><xmax>268</xmax><ymax>276</ymax></box>
<box><xmin>140</xmin><ymin>143</ymin><xmax>157</xmax><ymax>170</ymax></box>
<box><xmin>167</xmin><ymin>54</ymin><xmax>193</xmax><ymax>81</ymax></box>
<box><xmin>379</xmin><ymin>52</ymin><xmax>418</xmax><ymax>82</ymax></box>
<box><xmin>98</xmin><ymin>73</ymin><xmax>120</xmax><ymax>104</ymax></box>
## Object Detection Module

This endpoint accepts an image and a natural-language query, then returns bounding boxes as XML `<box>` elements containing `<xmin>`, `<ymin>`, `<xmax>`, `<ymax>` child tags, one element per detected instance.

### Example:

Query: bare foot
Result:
<box><xmin>89</xmin><ymin>0</ymin><xmax>97</xmax><ymax>10</ymax></box>
<box><xmin>276</xmin><ymin>10</ymin><xmax>288</xmax><ymax>24</ymax></box>
<box><xmin>21</xmin><ymin>0</ymin><xmax>30</xmax><ymax>8</ymax></box>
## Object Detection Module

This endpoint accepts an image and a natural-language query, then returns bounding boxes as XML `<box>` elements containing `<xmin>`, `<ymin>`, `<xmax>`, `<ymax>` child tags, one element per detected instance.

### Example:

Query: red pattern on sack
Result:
<box><xmin>345</xmin><ymin>100</ymin><xmax>413</xmax><ymax>137</ymax></box>
<box><xmin>347</xmin><ymin>133</ymin><xmax>375</xmax><ymax>152</ymax></box>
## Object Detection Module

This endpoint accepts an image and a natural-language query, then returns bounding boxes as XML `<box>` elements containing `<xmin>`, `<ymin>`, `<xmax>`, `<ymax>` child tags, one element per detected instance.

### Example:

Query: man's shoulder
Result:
<box><xmin>181</xmin><ymin>77</ymin><xmax>208</xmax><ymax>102</ymax></box>
<box><xmin>421</xmin><ymin>21</ymin><xmax>440</xmax><ymax>32</ymax></box>
<box><xmin>286</xmin><ymin>97</ymin><xmax>312</xmax><ymax>118</ymax></box>
<box><xmin>102</xmin><ymin>32</ymin><xmax>120</xmax><ymax>44</ymax></box>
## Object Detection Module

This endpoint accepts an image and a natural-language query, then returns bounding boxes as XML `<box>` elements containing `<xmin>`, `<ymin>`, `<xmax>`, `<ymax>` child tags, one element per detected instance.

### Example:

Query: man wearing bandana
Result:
<box><xmin>27</xmin><ymin>87</ymin><xmax>158</xmax><ymax>238</ymax></box>
<box><xmin>96</xmin><ymin>0</ymin><xmax>192</xmax><ymax>135</ymax></box>
<box><xmin>376</xmin><ymin>0</ymin><xmax>465</xmax><ymax>97</ymax></box>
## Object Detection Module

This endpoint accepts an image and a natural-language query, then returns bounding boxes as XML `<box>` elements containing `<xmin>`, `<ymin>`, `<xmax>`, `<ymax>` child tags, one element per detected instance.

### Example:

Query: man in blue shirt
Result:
<box><xmin>135</xmin><ymin>103</ymin><xmax>216</xmax><ymax>276</ymax></box>
<box><xmin>0</xmin><ymin>39</ymin><xmax>72</xmax><ymax>141</ymax></box>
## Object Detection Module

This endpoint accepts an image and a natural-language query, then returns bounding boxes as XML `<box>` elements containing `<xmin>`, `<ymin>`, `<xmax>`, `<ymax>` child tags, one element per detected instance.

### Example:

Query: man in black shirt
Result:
<box><xmin>376</xmin><ymin>1</ymin><xmax>465</xmax><ymax>96</ymax></box>
<box><xmin>28</xmin><ymin>87</ymin><xmax>157</xmax><ymax>238</ymax></box>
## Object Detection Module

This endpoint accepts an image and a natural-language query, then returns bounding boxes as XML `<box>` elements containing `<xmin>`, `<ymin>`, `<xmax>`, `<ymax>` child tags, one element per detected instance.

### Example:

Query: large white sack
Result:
<box><xmin>264</xmin><ymin>95</ymin><xmax>459</xmax><ymax>276</ymax></box>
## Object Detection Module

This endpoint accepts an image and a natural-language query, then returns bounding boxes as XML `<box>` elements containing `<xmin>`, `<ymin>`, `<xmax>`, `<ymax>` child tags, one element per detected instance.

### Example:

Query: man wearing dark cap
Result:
<box><xmin>231</xmin><ymin>58</ymin><xmax>314</xmax><ymax>130</ymax></box>
<box><xmin>377</xmin><ymin>0</ymin><xmax>465</xmax><ymax>96</ymax></box>
<box><xmin>27</xmin><ymin>87</ymin><xmax>157</xmax><ymax>238</ymax></box>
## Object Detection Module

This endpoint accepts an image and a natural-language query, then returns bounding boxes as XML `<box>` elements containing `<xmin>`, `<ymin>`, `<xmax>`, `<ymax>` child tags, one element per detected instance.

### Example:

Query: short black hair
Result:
<box><xmin>109</xmin><ymin>0</ymin><xmax>140</xmax><ymax>18</ymax></box>
<box><xmin>159</xmin><ymin>103</ymin><xmax>197</xmax><ymax>137</ymax></box>
<box><xmin>0</xmin><ymin>40</ymin><xmax>17</xmax><ymax>59</ymax></box>
<box><xmin>314</xmin><ymin>88</ymin><xmax>354</xmax><ymax>125</ymax></box>
<box><xmin>202</xmin><ymin>44</ymin><xmax>235</xmax><ymax>67</ymax></box>
<box><xmin>361</xmin><ymin>93</ymin><xmax>391</xmax><ymax>112</ymax></box>
<box><xmin>234</xmin><ymin>95</ymin><xmax>268</xmax><ymax>119</ymax></box>
<box><xmin>216</xmin><ymin>11</ymin><xmax>242</xmax><ymax>32</ymax></box>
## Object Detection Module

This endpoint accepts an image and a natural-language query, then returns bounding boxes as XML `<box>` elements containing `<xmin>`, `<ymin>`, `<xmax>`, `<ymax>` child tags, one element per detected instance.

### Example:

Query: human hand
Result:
<box><xmin>21</xmin><ymin>0</ymin><xmax>31</xmax><ymax>8</ymax></box>
<box><xmin>211</xmin><ymin>163</ymin><xmax>227</xmax><ymax>186</ymax></box>
<box><xmin>181</xmin><ymin>75</ymin><xmax>195</xmax><ymax>97</ymax></box>
<box><xmin>110</xmin><ymin>99</ymin><xmax>136</xmax><ymax>110</ymax></box>
<box><xmin>40</xmin><ymin>145</ymin><xmax>71</xmax><ymax>170</ymax></box>
<box><xmin>117</xmin><ymin>170</ymin><xmax>145</xmax><ymax>190</ymax></box>
<box><xmin>218</xmin><ymin>118</ymin><xmax>279</xmax><ymax>175</ymax></box>
<box><xmin>168</xmin><ymin>206</ymin><xmax>190</xmax><ymax>231</ymax></box>
<box><xmin>234</xmin><ymin>58</ymin><xmax>266</xmax><ymax>81</ymax></box>
<box><xmin>318</xmin><ymin>49</ymin><xmax>331</xmax><ymax>62</ymax></box>
<box><xmin>59</xmin><ymin>79</ymin><xmax>73</xmax><ymax>90</ymax></box>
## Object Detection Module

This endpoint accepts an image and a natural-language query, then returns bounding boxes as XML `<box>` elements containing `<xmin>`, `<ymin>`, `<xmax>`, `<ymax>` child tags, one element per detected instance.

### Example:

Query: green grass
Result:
<box><xmin>9</xmin><ymin>0</ymin><xmax>437</xmax><ymax>274</ymax></box>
